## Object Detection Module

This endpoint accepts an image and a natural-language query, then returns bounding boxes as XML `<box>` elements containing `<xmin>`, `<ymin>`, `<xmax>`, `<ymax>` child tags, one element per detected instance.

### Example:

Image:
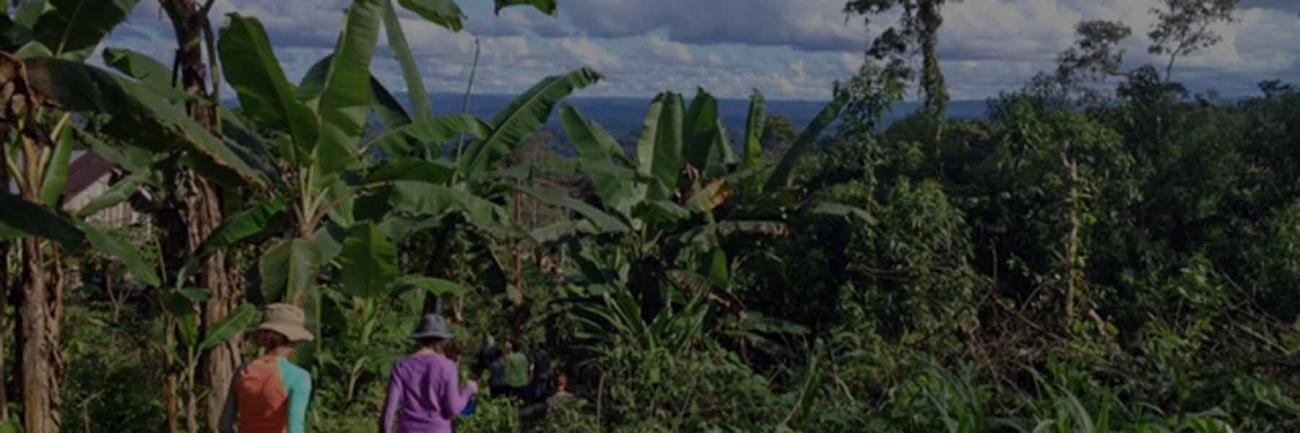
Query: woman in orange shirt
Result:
<box><xmin>219</xmin><ymin>304</ymin><xmax>314</xmax><ymax>433</ymax></box>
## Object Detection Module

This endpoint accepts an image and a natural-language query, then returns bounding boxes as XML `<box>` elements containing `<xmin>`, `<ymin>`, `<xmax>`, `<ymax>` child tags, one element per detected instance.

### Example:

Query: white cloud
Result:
<box><xmin>103</xmin><ymin>0</ymin><xmax>1300</xmax><ymax>101</ymax></box>
<box><xmin>644</xmin><ymin>34</ymin><xmax>694</xmax><ymax>65</ymax></box>
<box><xmin>557</xmin><ymin>37</ymin><xmax>623</xmax><ymax>72</ymax></box>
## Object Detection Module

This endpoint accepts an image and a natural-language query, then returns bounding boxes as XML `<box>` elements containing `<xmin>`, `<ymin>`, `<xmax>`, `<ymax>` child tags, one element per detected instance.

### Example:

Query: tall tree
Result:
<box><xmin>157</xmin><ymin>1</ymin><xmax>239</xmax><ymax>431</ymax></box>
<box><xmin>1056</xmin><ymin>20</ymin><xmax>1133</xmax><ymax>86</ymax></box>
<box><xmin>1148</xmin><ymin>0</ymin><xmax>1240</xmax><ymax>82</ymax></box>
<box><xmin>844</xmin><ymin>0</ymin><xmax>960</xmax><ymax>118</ymax></box>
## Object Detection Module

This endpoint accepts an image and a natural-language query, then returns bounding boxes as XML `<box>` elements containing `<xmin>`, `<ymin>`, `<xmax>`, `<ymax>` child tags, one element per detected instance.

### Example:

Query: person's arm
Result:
<box><xmin>284</xmin><ymin>365</ymin><xmax>312</xmax><ymax>433</ymax></box>
<box><xmin>438</xmin><ymin>363</ymin><xmax>477</xmax><ymax>419</ymax></box>
<box><xmin>380</xmin><ymin>370</ymin><xmax>403</xmax><ymax>433</ymax></box>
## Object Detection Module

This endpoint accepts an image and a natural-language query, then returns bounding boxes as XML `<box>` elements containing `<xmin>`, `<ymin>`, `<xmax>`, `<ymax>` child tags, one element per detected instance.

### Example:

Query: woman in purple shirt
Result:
<box><xmin>382</xmin><ymin>315</ymin><xmax>479</xmax><ymax>433</ymax></box>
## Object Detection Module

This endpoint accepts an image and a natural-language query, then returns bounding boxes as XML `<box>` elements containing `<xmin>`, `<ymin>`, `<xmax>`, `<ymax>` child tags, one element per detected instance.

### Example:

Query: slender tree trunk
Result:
<box><xmin>511</xmin><ymin>189</ymin><xmax>526</xmax><ymax>341</ymax></box>
<box><xmin>18</xmin><ymin>237</ymin><xmax>62</xmax><ymax>433</ymax></box>
<box><xmin>918</xmin><ymin>1</ymin><xmax>948</xmax><ymax>119</ymax></box>
<box><xmin>1062</xmin><ymin>151</ymin><xmax>1084</xmax><ymax>326</ymax></box>
<box><xmin>161</xmin><ymin>1</ymin><xmax>240</xmax><ymax>431</ymax></box>
<box><xmin>163</xmin><ymin>320</ymin><xmax>180</xmax><ymax>433</ymax></box>
<box><xmin>0</xmin><ymin>242</ymin><xmax>9</xmax><ymax>423</ymax></box>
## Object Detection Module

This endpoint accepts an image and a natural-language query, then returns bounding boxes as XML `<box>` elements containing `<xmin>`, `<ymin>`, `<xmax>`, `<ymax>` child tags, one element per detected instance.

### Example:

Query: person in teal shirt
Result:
<box><xmin>219</xmin><ymin>304</ymin><xmax>314</xmax><ymax>433</ymax></box>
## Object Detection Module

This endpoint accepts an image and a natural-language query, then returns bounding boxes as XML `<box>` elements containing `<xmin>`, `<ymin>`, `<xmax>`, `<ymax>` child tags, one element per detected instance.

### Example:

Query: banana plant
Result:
<box><xmin>523</xmin><ymin>87</ymin><xmax>849</xmax><ymax>357</ymax></box>
<box><xmin>168</xmin><ymin>0</ymin><xmax>598</xmax><ymax>359</ymax></box>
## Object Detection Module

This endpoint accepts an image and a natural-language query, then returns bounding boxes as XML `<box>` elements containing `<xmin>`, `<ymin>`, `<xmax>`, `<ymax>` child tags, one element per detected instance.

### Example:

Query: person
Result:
<box><xmin>502</xmin><ymin>341</ymin><xmax>531</xmax><ymax>400</ymax></box>
<box><xmin>219</xmin><ymin>303</ymin><xmax>314</xmax><ymax>433</ymax></box>
<box><xmin>488</xmin><ymin>343</ymin><xmax>509</xmax><ymax>398</ymax></box>
<box><xmin>546</xmin><ymin>373</ymin><xmax>576</xmax><ymax>409</ymax></box>
<box><xmin>527</xmin><ymin>349</ymin><xmax>553</xmax><ymax>403</ymax></box>
<box><xmin>381</xmin><ymin>314</ymin><xmax>479</xmax><ymax>433</ymax></box>
<box><xmin>474</xmin><ymin>335</ymin><xmax>500</xmax><ymax>379</ymax></box>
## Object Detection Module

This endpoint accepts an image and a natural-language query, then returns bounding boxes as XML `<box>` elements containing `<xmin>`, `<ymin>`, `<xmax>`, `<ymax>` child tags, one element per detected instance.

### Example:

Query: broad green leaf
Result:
<box><xmin>0</xmin><ymin>14</ymin><xmax>33</xmax><ymax>52</ymax></box>
<box><xmin>383</xmin><ymin>0</ymin><xmax>431</xmax><ymax>120</ymax></box>
<box><xmin>398</xmin><ymin>0</ymin><xmax>463</xmax><ymax>31</ymax></box>
<box><xmin>459</xmin><ymin>67</ymin><xmax>603</xmax><ymax>175</ymax></box>
<box><xmin>38</xmin><ymin>122</ymin><xmax>74</xmax><ymax>208</ymax></box>
<box><xmin>75</xmin><ymin>170</ymin><xmax>149</xmax><ymax>218</ymax></box>
<box><xmin>578</xmin><ymin>159</ymin><xmax>641</xmax><ymax>217</ymax></box>
<box><xmin>392</xmin><ymin>275</ymin><xmax>467</xmax><ymax>297</ymax></box>
<box><xmin>371</xmin><ymin>74</ymin><xmax>413</xmax><ymax>128</ymax></box>
<box><xmin>312</xmin><ymin>0</ymin><xmax>385</xmax><ymax>187</ymax></box>
<box><xmin>365</xmin><ymin>160</ymin><xmax>456</xmax><ymax>185</ymax></box>
<box><xmin>530</xmin><ymin>220</ymin><xmax>597</xmax><ymax>244</ymax></box>
<box><xmin>219</xmin><ymin>14</ymin><xmax>319</xmax><ymax>153</ymax></box>
<box><xmin>766</xmin><ymin>91</ymin><xmax>847</xmax><ymax>192</ymax></box>
<box><xmin>101</xmin><ymin>47</ymin><xmax>190</xmax><ymax>102</ymax></box>
<box><xmin>517</xmin><ymin>187</ymin><xmax>631</xmax><ymax>233</ymax></box>
<box><xmin>25</xmin><ymin>58</ymin><xmax>269</xmax><ymax>188</ymax></box>
<box><xmin>311</xmin><ymin>222</ymin><xmax>348</xmax><ymax>264</ymax></box>
<box><xmin>742</xmin><ymin>89</ymin><xmax>766</xmax><ymax>171</ymax></box>
<box><xmin>0</xmin><ymin>191</ymin><xmax>83</xmax><ymax>249</ymax></box>
<box><xmin>178</xmin><ymin>288</ymin><xmax>212</xmax><ymax>302</ymax></box>
<box><xmin>198</xmin><ymin>304</ymin><xmax>261</xmax><ymax>352</ymax></box>
<box><xmin>102</xmin><ymin>47</ymin><xmax>171</xmax><ymax>89</ymax></box>
<box><xmin>14</xmin><ymin>40</ymin><xmax>51</xmax><ymax>59</ymax></box>
<box><xmin>561</xmin><ymin>105</ymin><xmax>641</xmax><ymax>214</ymax></box>
<box><xmin>684</xmin><ymin>88</ymin><xmax>725</xmax><ymax>172</ymax></box>
<box><xmin>703</xmin><ymin>247</ymin><xmax>729</xmax><ymax>289</ymax></box>
<box><xmin>163</xmin><ymin>290</ymin><xmax>198</xmax><ymax>317</ymax></box>
<box><xmin>808</xmin><ymin>201</ymin><xmax>874</xmax><ymax>223</ymax></box>
<box><xmin>637</xmin><ymin>92</ymin><xmax>685</xmax><ymax>199</ymax></box>
<box><xmin>179</xmin><ymin>200</ymin><xmax>289</xmax><ymax>286</ymax></box>
<box><xmin>76</xmin><ymin>127</ymin><xmax>152</xmax><ymax>172</ymax></box>
<box><xmin>15</xmin><ymin>0</ymin><xmax>48</xmax><ymax>28</ymax></box>
<box><xmin>78</xmin><ymin>221</ymin><xmax>160</xmax><ymax>286</ymax></box>
<box><xmin>259</xmin><ymin>239</ymin><xmax>321</xmax><ymax>303</ymax></box>
<box><xmin>300</xmin><ymin>54</ymin><xmax>411</xmax><ymax>129</ymax></box>
<box><xmin>561</xmin><ymin>104</ymin><xmax>625</xmax><ymax>163</ymax></box>
<box><xmin>495</xmin><ymin>0</ymin><xmax>556</xmax><ymax>15</ymax></box>
<box><xmin>387</xmin><ymin>181</ymin><xmax>509</xmax><ymax>232</ymax></box>
<box><xmin>179</xmin><ymin>314</ymin><xmax>200</xmax><ymax>347</ymax></box>
<box><xmin>368</xmin><ymin>114</ymin><xmax>491</xmax><ymax>159</ymax></box>
<box><xmin>33</xmin><ymin>0</ymin><xmax>140</xmax><ymax>61</ymax></box>
<box><xmin>339</xmin><ymin>222</ymin><xmax>400</xmax><ymax>298</ymax></box>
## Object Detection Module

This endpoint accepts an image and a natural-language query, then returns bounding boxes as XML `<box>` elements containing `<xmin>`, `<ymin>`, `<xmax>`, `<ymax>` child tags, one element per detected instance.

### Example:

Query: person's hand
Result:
<box><xmin>465</xmin><ymin>380</ymin><xmax>479</xmax><ymax>393</ymax></box>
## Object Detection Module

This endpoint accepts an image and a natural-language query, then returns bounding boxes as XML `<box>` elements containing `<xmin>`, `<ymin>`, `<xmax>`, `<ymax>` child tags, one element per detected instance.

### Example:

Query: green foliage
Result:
<box><xmin>31</xmin><ymin>0</ymin><xmax>139</xmax><ymax>60</ymax></box>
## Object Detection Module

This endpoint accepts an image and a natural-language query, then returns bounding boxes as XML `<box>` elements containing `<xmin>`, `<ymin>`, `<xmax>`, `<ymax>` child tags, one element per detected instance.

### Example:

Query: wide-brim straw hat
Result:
<box><xmin>411</xmin><ymin>314</ymin><xmax>455</xmax><ymax>340</ymax></box>
<box><xmin>257</xmin><ymin>303</ymin><xmax>314</xmax><ymax>342</ymax></box>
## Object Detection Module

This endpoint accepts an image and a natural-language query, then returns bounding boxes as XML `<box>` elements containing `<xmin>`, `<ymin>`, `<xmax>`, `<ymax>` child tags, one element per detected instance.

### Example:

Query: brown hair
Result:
<box><xmin>415</xmin><ymin>337</ymin><xmax>446</xmax><ymax>352</ymax></box>
<box><xmin>251</xmin><ymin>329</ymin><xmax>290</xmax><ymax>350</ymax></box>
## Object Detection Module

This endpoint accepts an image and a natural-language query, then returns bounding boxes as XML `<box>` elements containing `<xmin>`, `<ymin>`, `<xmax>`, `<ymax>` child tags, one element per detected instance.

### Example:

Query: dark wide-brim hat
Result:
<box><xmin>411</xmin><ymin>314</ymin><xmax>455</xmax><ymax>340</ymax></box>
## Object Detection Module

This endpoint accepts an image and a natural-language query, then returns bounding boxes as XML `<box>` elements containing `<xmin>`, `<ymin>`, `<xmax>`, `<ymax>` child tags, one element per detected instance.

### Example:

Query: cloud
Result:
<box><xmin>557</xmin><ymin>37</ymin><xmax>623</xmax><ymax>71</ymax></box>
<box><xmin>644</xmin><ymin>34</ymin><xmax>694</xmax><ymax>64</ymax></box>
<box><xmin>101</xmin><ymin>0</ymin><xmax>1300</xmax><ymax>101</ymax></box>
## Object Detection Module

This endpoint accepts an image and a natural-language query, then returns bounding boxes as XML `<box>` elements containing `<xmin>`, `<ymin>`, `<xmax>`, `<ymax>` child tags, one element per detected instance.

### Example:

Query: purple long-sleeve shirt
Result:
<box><xmin>382</xmin><ymin>353</ymin><xmax>476</xmax><ymax>433</ymax></box>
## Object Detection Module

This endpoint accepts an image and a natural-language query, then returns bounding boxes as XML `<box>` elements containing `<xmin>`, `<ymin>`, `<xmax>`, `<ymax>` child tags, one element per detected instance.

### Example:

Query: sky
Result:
<box><xmin>102</xmin><ymin>0</ymin><xmax>1300</xmax><ymax>102</ymax></box>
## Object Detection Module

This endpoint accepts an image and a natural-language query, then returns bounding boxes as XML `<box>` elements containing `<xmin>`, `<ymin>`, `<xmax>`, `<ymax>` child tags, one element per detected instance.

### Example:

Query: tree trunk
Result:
<box><xmin>18</xmin><ymin>237</ymin><xmax>62</xmax><ymax>433</ymax></box>
<box><xmin>918</xmin><ymin>0</ymin><xmax>949</xmax><ymax>119</ymax></box>
<box><xmin>0</xmin><ymin>242</ymin><xmax>9</xmax><ymax>423</ymax></box>
<box><xmin>161</xmin><ymin>1</ymin><xmax>240</xmax><ymax>431</ymax></box>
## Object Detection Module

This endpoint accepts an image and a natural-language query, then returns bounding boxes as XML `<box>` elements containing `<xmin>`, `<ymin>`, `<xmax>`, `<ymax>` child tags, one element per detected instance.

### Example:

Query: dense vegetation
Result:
<box><xmin>0</xmin><ymin>0</ymin><xmax>1297</xmax><ymax>432</ymax></box>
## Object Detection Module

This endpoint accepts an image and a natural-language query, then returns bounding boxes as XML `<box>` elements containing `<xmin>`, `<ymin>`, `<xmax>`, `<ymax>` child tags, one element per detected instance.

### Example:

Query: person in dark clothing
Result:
<box><xmin>475</xmin><ymin>336</ymin><xmax>501</xmax><ymax>378</ymax></box>
<box><xmin>488</xmin><ymin>348</ymin><xmax>509</xmax><ymax>399</ymax></box>
<box><xmin>527</xmin><ymin>349</ymin><xmax>553</xmax><ymax>403</ymax></box>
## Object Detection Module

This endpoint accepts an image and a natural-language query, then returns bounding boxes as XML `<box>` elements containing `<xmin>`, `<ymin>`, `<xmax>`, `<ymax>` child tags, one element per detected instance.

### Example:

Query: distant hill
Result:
<box><xmin>424</xmin><ymin>93</ymin><xmax>988</xmax><ymax>139</ymax></box>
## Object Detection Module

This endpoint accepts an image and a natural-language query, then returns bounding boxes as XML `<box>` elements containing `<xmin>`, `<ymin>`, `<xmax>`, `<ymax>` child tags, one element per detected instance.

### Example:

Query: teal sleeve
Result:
<box><xmin>279</xmin><ymin>358</ymin><xmax>312</xmax><ymax>433</ymax></box>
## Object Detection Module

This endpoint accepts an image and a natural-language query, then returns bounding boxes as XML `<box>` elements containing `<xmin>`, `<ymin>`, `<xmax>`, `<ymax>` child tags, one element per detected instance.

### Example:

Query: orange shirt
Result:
<box><xmin>220</xmin><ymin>356</ymin><xmax>311</xmax><ymax>433</ymax></box>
